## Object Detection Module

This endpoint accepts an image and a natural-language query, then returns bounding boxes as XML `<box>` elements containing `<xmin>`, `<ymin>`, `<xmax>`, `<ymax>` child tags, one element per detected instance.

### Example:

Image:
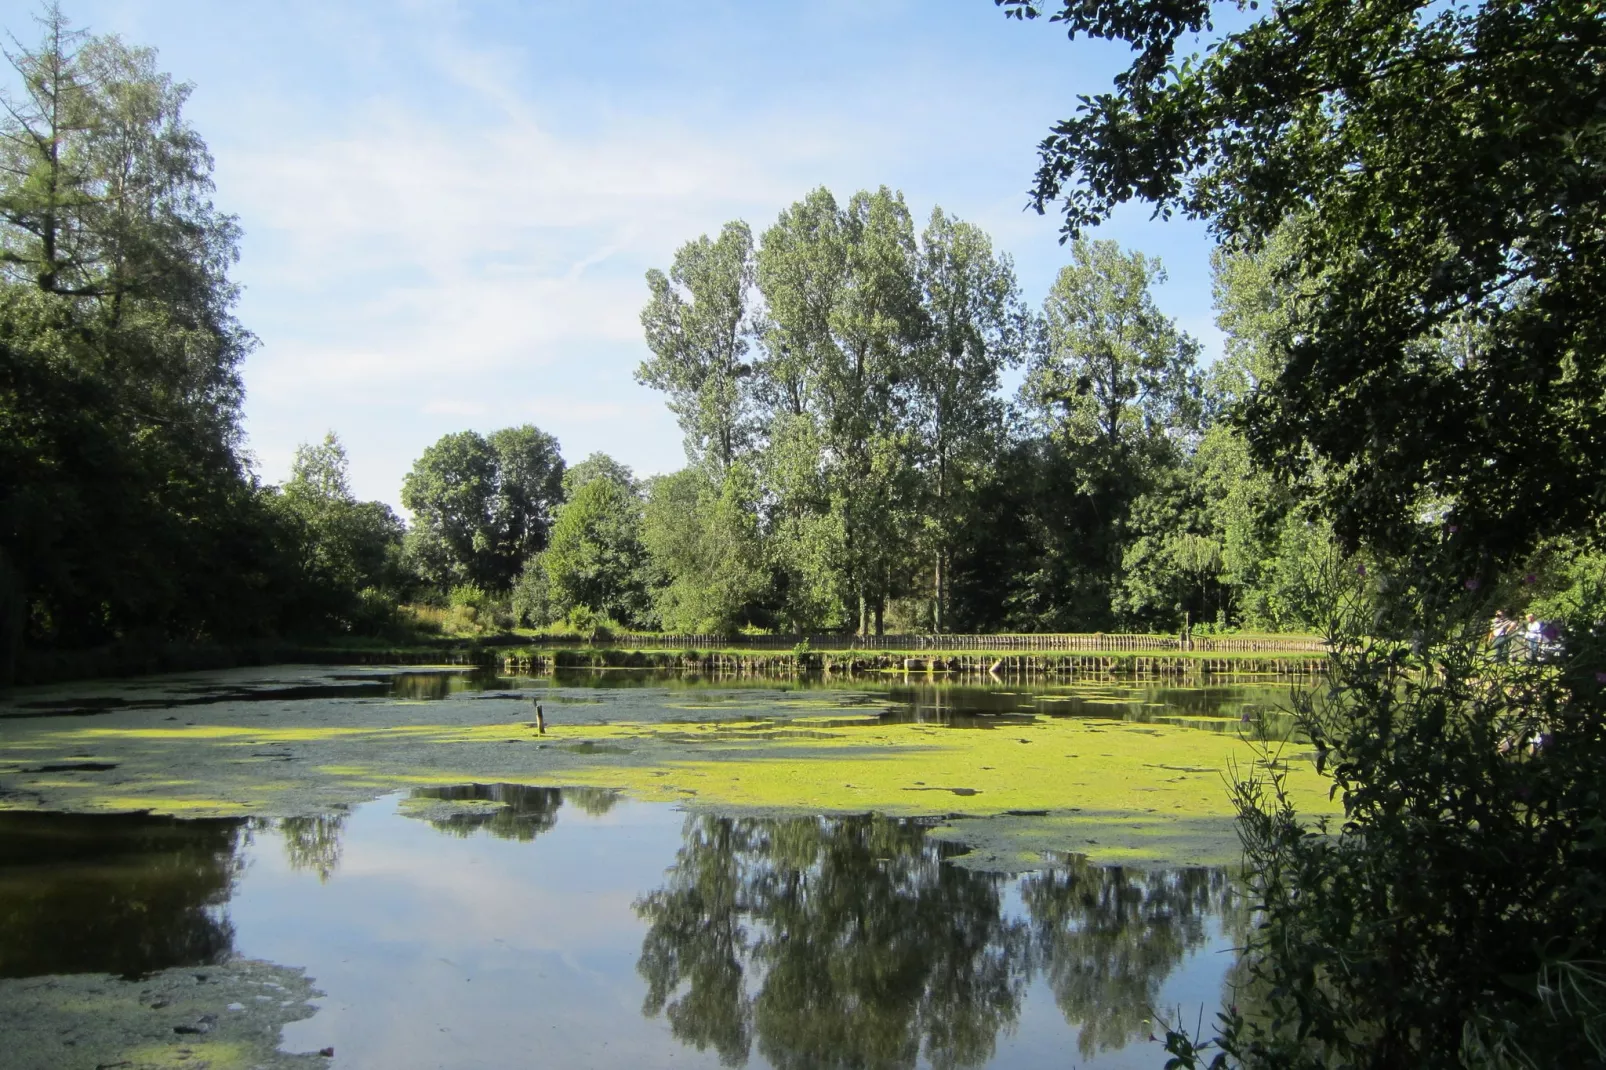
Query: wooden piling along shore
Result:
<box><xmin>6</xmin><ymin>632</ymin><xmax>1322</xmax><ymax>688</ymax></box>
<box><xmin>498</xmin><ymin>647</ymin><xmax>1326</xmax><ymax>680</ymax></box>
<box><xmin>512</xmin><ymin>631</ymin><xmax>1327</xmax><ymax>655</ymax></box>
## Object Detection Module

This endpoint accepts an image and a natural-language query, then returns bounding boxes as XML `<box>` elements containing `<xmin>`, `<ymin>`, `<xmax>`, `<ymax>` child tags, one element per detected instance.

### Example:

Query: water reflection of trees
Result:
<box><xmin>1022</xmin><ymin>859</ymin><xmax>1238</xmax><ymax>1058</ymax></box>
<box><xmin>636</xmin><ymin>815</ymin><xmax>1026</xmax><ymax>1069</ymax></box>
<box><xmin>635</xmin><ymin>814</ymin><xmax>1237</xmax><ymax>1068</ymax></box>
<box><xmin>384</xmin><ymin>670</ymin><xmax>489</xmax><ymax>700</ymax></box>
<box><xmin>875</xmin><ymin>683</ymin><xmax>1305</xmax><ymax>738</ymax></box>
<box><xmin>281</xmin><ymin>813</ymin><xmax>345</xmax><ymax>881</ymax></box>
<box><xmin>0</xmin><ymin>811</ymin><xmax>243</xmax><ymax>978</ymax></box>
<box><xmin>406</xmin><ymin>783</ymin><xmax>621</xmax><ymax>841</ymax></box>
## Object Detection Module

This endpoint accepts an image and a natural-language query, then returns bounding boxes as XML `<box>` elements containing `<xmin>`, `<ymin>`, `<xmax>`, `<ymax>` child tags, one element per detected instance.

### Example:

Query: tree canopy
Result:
<box><xmin>401</xmin><ymin>425</ymin><xmax>564</xmax><ymax>593</ymax></box>
<box><xmin>638</xmin><ymin>221</ymin><xmax>758</xmax><ymax>471</ymax></box>
<box><xmin>543</xmin><ymin>452</ymin><xmax>650</xmax><ymax>626</ymax></box>
<box><xmin>1002</xmin><ymin>0</ymin><xmax>1606</xmax><ymax>560</ymax></box>
<box><xmin>0</xmin><ymin>5</ymin><xmax>299</xmax><ymax>656</ymax></box>
<box><xmin>278</xmin><ymin>433</ymin><xmax>405</xmax><ymax>606</ymax></box>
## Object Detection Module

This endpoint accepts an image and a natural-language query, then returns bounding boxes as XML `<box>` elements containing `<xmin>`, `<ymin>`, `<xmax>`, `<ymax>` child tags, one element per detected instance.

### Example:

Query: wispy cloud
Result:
<box><xmin>224</xmin><ymin>28</ymin><xmax>881</xmax><ymax>498</ymax></box>
<box><xmin>67</xmin><ymin>0</ymin><xmax>1220</xmax><ymax>505</ymax></box>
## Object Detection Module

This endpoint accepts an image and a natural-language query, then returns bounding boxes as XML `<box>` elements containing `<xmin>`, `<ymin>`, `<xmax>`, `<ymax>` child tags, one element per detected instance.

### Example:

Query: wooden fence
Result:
<box><xmin>519</xmin><ymin>632</ymin><xmax>1327</xmax><ymax>654</ymax></box>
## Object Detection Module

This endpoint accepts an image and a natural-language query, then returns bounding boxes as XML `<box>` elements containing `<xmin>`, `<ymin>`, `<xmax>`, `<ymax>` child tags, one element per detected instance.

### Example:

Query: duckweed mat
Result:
<box><xmin>0</xmin><ymin>959</ymin><xmax>325</xmax><ymax>1070</ymax></box>
<box><xmin>0</xmin><ymin>665</ymin><xmax>1335</xmax><ymax>869</ymax></box>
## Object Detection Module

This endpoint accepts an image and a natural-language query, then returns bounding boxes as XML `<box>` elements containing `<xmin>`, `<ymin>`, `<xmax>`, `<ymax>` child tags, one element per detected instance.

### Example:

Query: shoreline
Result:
<box><xmin>12</xmin><ymin>634</ymin><xmax>1328</xmax><ymax>689</ymax></box>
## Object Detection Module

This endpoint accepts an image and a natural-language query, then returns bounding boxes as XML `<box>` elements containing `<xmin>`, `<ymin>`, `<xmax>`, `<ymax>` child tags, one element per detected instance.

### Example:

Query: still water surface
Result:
<box><xmin>0</xmin><ymin>670</ymin><xmax>1282</xmax><ymax>1068</ymax></box>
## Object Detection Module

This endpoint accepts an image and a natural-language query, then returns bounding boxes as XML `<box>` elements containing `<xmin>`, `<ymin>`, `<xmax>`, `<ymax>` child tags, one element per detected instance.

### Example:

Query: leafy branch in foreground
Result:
<box><xmin>1001</xmin><ymin>0</ymin><xmax>1606</xmax><ymax>562</ymax></box>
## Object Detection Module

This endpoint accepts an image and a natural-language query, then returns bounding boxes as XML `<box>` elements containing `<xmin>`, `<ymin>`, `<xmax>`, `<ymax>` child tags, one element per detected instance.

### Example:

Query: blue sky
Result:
<box><xmin>25</xmin><ymin>0</ymin><xmax>1225</xmax><ymax>510</ymax></box>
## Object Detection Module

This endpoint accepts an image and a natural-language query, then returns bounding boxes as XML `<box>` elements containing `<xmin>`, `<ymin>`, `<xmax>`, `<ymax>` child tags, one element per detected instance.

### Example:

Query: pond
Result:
<box><xmin>0</xmin><ymin>666</ymin><xmax>1316</xmax><ymax>1069</ymax></box>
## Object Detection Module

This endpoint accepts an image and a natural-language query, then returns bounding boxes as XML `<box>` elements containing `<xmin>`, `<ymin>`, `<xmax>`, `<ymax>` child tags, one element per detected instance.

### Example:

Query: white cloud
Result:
<box><xmin>183</xmin><ymin>3</ymin><xmax>1219</xmax><ymax>504</ymax></box>
<box><xmin>224</xmin><ymin>38</ymin><xmax>866</xmax><ymax>501</ymax></box>
<box><xmin>225</xmin><ymin>98</ymin><xmax>816</xmax><ymax>291</ymax></box>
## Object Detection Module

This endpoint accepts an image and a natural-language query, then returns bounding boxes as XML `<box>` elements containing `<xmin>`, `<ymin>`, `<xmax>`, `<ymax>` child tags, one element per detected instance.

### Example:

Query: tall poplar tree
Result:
<box><xmin>911</xmin><ymin>208</ymin><xmax>1029</xmax><ymax>631</ymax></box>
<box><xmin>1023</xmin><ymin>239</ymin><xmax>1199</xmax><ymax>618</ymax></box>
<box><xmin>1031</xmin><ymin>239</ymin><xmax>1198</xmax><ymax>462</ymax></box>
<box><xmin>638</xmin><ymin>221</ymin><xmax>758</xmax><ymax>471</ymax></box>
<box><xmin>829</xmin><ymin>188</ymin><xmax>924</xmax><ymax>634</ymax></box>
<box><xmin>753</xmin><ymin>188</ymin><xmax>851</xmax><ymax>630</ymax></box>
<box><xmin>757</xmin><ymin>187</ymin><xmax>924</xmax><ymax>634</ymax></box>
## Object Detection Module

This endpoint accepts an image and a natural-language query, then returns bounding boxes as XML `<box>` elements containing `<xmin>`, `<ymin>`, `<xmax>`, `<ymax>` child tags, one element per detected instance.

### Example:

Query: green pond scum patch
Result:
<box><xmin>0</xmin><ymin>959</ymin><xmax>326</xmax><ymax>1070</ymax></box>
<box><xmin>0</xmin><ymin>666</ymin><xmax>1337</xmax><ymax>869</ymax></box>
<box><xmin>928</xmin><ymin>811</ymin><xmax>1254</xmax><ymax>871</ymax></box>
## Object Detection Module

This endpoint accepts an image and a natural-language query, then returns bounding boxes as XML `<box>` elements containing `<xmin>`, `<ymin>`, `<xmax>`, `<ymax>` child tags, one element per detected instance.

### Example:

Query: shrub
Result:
<box><xmin>510</xmin><ymin>554</ymin><xmax>554</xmax><ymax>628</ymax></box>
<box><xmin>398</xmin><ymin>586</ymin><xmax>513</xmax><ymax>638</ymax></box>
<box><xmin>1166</xmin><ymin>579</ymin><xmax>1606</xmax><ymax>1068</ymax></box>
<box><xmin>343</xmin><ymin>587</ymin><xmax>401</xmax><ymax>636</ymax></box>
<box><xmin>565</xmin><ymin>605</ymin><xmax>616</xmax><ymax>644</ymax></box>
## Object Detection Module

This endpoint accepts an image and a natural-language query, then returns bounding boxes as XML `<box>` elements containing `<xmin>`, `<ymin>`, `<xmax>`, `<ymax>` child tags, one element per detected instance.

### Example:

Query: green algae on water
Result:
<box><xmin>0</xmin><ymin>667</ymin><xmax>1333</xmax><ymax>869</ymax></box>
<box><xmin>0</xmin><ymin>959</ymin><xmax>325</xmax><ymax>1070</ymax></box>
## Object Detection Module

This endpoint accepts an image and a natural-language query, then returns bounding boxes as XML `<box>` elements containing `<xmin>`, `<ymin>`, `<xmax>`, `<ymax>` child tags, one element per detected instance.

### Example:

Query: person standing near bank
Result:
<box><xmin>1490</xmin><ymin>611</ymin><xmax>1516</xmax><ymax>663</ymax></box>
<box><xmin>1525</xmin><ymin>613</ymin><xmax>1543</xmax><ymax>661</ymax></box>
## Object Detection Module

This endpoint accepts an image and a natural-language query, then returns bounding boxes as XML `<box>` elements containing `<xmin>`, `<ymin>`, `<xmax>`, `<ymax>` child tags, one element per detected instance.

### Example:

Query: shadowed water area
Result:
<box><xmin>0</xmin><ymin>667</ymin><xmax>1304</xmax><ymax>1067</ymax></box>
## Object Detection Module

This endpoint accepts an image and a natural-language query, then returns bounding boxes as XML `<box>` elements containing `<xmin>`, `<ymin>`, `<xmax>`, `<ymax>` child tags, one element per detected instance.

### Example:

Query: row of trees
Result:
<box><xmin>0</xmin><ymin>8</ymin><xmax>1350</xmax><ymax>656</ymax></box>
<box><xmin>587</xmin><ymin>191</ymin><xmax>1327</xmax><ymax>636</ymax></box>
<box><xmin>382</xmin><ymin>197</ymin><xmax>1332</xmax><ymax>637</ymax></box>
<box><xmin>342</xmin><ymin>184</ymin><xmax>1540</xmax><ymax>640</ymax></box>
<box><xmin>6</xmin><ymin>2</ymin><xmax>1591</xmax><ymax>664</ymax></box>
<box><xmin>0</xmin><ymin>25</ymin><xmax>1308</xmax><ymax>647</ymax></box>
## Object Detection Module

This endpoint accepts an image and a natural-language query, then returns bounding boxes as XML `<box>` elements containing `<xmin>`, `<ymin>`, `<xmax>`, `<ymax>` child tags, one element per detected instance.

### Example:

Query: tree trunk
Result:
<box><xmin>934</xmin><ymin>447</ymin><xmax>947</xmax><ymax>634</ymax></box>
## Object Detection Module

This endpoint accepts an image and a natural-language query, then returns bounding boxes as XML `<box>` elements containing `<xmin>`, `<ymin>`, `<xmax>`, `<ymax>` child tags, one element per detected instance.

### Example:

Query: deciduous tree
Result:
<box><xmin>281</xmin><ymin>432</ymin><xmax>404</xmax><ymax>600</ymax></box>
<box><xmin>543</xmin><ymin>453</ymin><xmax>650</xmax><ymax>626</ymax></box>
<box><xmin>1001</xmin><ymin>0</ymin><xmax>1606</xmax><ymax>559</ymax></box>
<box><xmin>401</xmin><ymin>425</ymin><xmax>563</xmax><ymax>592</ymax></box>
<box><xmin>642</xmin><ymin>464</ymin><xmax>766</xmax><ymax>634</ymax></box>
<box><xmin>639</xmin><ymin>222</ymin><xmax>758</xmax><ymax>470</ymax></box>
<box><xmin>910</xmin><ymin>209</ymin><xmax>1029</xmax><ymax>631</ymax></box>
<box><xmin>0</xmin><ymin>7</ymin><xmax>312</xmax><ymax>652</ymax></box>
